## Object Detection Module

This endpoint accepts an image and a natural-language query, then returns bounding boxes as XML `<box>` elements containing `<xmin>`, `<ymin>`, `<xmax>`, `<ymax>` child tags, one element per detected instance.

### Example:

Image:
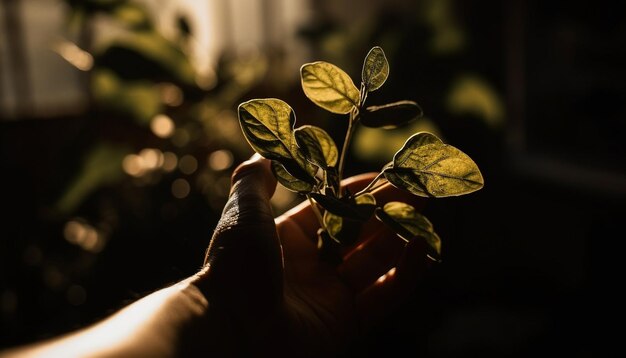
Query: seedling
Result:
<box><xmin>238</xmin><ymin>46</ymin><xmax>484</xmax><ymax>263</ymax></box>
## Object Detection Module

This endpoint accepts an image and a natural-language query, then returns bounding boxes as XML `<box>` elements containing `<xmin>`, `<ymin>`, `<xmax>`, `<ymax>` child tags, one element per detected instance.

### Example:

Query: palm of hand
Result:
<box><xmin>274</xmin><ymin>173</ymin><xmax>427</xmax><ymax>356</ymax></box>
<box><xmin>199</xmin><ymin>159</ymin><xmax>426</xmax><ymax>357</ymax></box>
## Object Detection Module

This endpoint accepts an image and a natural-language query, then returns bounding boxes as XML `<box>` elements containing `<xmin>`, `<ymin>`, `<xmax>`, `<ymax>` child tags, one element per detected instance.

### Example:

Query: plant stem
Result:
<box><xmin>338</xmin><ymin>84</ymin><xmax>367</xmax><ymax>197</ymax></box>
<box><xmin>307</xmin><ymin>194</ymin><xmax>326</xmax><ymax>230</ymax></box>
<box><xmin>337</xmin><ymin>108</ymin><xmax>357</xmax><ymax>196</ymax></box>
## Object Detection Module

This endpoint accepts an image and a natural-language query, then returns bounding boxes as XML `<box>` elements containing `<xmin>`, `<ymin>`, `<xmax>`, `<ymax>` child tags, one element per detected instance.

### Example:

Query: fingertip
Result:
<box><xmin>231</xmin><ymin>154</ymin><xmax>276</xmax><ymax>199</ymax></box>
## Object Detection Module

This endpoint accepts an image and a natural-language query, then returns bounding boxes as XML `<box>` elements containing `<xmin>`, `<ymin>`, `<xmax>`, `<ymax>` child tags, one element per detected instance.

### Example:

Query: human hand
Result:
<box><xmin>0</xmin><ymin>154</ymin><xmax>429</xmax><ymax>358</ymax></box>
<box><xmin>193</xmin><ymin>154</ymin><xmax>429</xmax><ymax>357</ymax></box>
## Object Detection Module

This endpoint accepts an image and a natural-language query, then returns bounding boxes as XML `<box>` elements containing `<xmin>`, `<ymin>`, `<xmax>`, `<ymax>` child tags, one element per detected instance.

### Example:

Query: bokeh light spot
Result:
<box><xmin>162</xmin><ymin>151</ymin><xmax>178</xmax><ymax>172</ymax></box>
<box><xmin>63</xmin><ymin>219</ymin><xmax>105</xmax><ymax>253</ymax></box>
<box><xmin>172</xmin><ymin>178</ymin><xmax>191</xmax><ymax>199</ymax></box>
<box><xmin>139</xmin><ymin>148</ymin><xmax>164</xmax><ymax>170</ymax></box>
<box><xmin>179</xmin><ymin>155</ymin><xmax>198</xmax><ymax>174</ymax></box>
<box><xmin>158</xmin><ymin>83</ymin><xmax>184</xmax><ymax>107</ymax></box>
<box><xmin>150</xmin><ymin>114</ymin><xmax>175</xmax><ymax>138</ymax></box>
<box><xmin>208</xmin><ymin>149</ymin><xmax>234</xmax><ymax>171</ymax></box>
<box><xmin>53</xmin><ymin>40</ymin><xmax>93</xmax><ymax>71</ymax></box>
<box><xmin>122</xmin><ymin>154</ymin><xmax>145</xmax><ymax>177</ymax></box>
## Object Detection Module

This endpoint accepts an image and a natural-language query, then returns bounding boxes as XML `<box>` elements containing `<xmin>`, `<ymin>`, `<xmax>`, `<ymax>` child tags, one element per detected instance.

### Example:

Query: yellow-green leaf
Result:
<box><xmin>238</xmin><ymin>98</ymin><xmax>298</xmax><ymax>161</ymax></box>
<box><xmin>295</xmin><ymin>125</ymin><xmax>338</xmax><ymax>168</ymax></box>
<box><xmin>361</xmin><ymin>100</ymin><xmax>423</xmax><ymax>129</ymax></box>
<box><xmin>375</xmin><ymin>201</ymin><xmax>441</xmax><ymax>261</ymax></box>
<box><xmin>271</xmin><ymin>161</ymin><xmax>314</xmax><ymax>193</ymax></box>
<box><xmin>238</xmin><ymin>98</ymin><xmax>317</xmax><ymax>182</ymax></box>
<box><xmin>311</xmin><ymin>192</ymin><xmax>376</xmax><ymax>221</ymax></box>
<box><xmin>301</xmin><ymin>61</ymin><xmax>360</xmax><ymax>114</ymax></box>
<box><xmin>361</xmin><ymin>46</ymin><xmax>389</xmax><ymax>92</ymax></box>
<box><xmin>384</xmin><ymin>132</ymin><xmax>484</xmax><ymax>197</ymax></box>
<box><xmin>323</xmin><ymin>211</ymin><xmax>361</xmax><ymax>245</ymax></box>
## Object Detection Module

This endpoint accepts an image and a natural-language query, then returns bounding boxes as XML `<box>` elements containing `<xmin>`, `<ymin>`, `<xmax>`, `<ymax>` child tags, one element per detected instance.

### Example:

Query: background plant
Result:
<box><xmin>238</xmin><ymin>46</ymin><xmax>484</xmax><ymax>262</ymax></box>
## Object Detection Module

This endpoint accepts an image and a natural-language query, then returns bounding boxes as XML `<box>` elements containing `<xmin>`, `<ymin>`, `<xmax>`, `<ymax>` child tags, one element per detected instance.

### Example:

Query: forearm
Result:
<box><xmin>0</xmin><ymin>275</ymin><xmax>209</xmax><ymax>358</ymax></box>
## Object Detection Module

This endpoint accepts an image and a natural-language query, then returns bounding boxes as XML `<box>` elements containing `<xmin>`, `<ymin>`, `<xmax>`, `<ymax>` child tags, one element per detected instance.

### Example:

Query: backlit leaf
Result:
<box><xmin>239</xmin><ymin>98</ymin><xmax>317</xmax><ymax>182</ymax></box>
<box><xmin>323</xmin><ymin>211</ymin><xmax>361</xmax><ymax>245</ymax></box>
<box><xmin>295</xmin><ymin>125</ymin><xmax>338</xmax><ymax>168</ymax></box>
<box><xmin>384</xmin><ymin>132</ymin><xmax>484</xmax><ymax>197</ymax></box>
<box><xmin>361</xmin><ymin>46</ymin><xmax>389</xmax><ymax>92</ymax></box>
<box><xmin>271</xmin><ymin>161</ymin><xmax>314</xmax><ymax>193</ymax></box>
<box><xmin>238</xmin><ymin>98</ymin><xmax>296</xmax><ymax>160</ymax></box>
<box><xmin>375</xmin><ymin>201</ymin><xmax>441</xmax><ymax>261</ymax></box>
<box><xmin>97</xmin><ymin>32</ymin><xmax>195</xmax><ymax>85</ymax></box>
<box><xmin>310</xmin><ymin>192</ymin><xmax>376</xmax><ymax>221</ymax></box>
<box><xmin>361</xmin><ymin>100</ymin><xmax>423</xmax><ymax>129</ymax></box>
<box><xmin>301</xmin><ymin>61</ymin><xmax>360</xmax><ymax>114</ymax></box>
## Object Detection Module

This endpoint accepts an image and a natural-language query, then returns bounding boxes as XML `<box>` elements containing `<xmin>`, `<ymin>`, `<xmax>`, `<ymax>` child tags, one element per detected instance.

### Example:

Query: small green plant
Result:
<box><xmin>237</xmin><ymin>46</ymin><xmax>484</xmax><ymax>263</ymax></box>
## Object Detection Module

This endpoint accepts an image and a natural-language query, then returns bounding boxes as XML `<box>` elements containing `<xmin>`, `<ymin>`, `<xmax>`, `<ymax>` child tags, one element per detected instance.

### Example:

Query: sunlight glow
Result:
<box><xmin>376</xmin><ymin>267</ymin><xmax>397</xmax><ymax>284</ymax></box>
<box><xmin>150</xmin><ymin>114</ymin><xmax>175</xmax><ymax>138</ymax></box>
<box><xmin>63</xmin><ymin>219</ymin><xmax>105</xmax><ymax>253</ymax></box>
<box><xmin>122</xmin><ymin>154</ymin><xmax>145</xmax><ymax>177</ymax></box>
<box><xmin>53</xmin><ymin>40</ymin><xmax>94</xmax><ymax>71</ymax></box>
<box><xmin>139</xmin><ymin>148</ymin><xmax>164</xmax><ymax>170</ymax></box>
<box><xmin>207</xmin><ymin>149</ymin><xmax>233</xmax><ymax>171</ymax></box>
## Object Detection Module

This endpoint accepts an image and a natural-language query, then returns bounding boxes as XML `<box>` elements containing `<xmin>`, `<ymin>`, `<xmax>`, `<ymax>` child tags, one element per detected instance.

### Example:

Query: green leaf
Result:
<box><xmin>238</xmin><ymin>98</ymin><xmax>317</xmax><ymax>182</ymax></box>
<box><xmin>91</xmin><ymin>69</ymin><xmax>162</xmax><ymax>125</ymax></box>
<box><xmin>238</xmin><ymin>98</ymin><xmax>298</xmax><ymax>161</ymax></box>
<box><xmin>374</xmin><ymin>202</ymin><xmax>441</xmax><ymax>261</ymax></box>
<box><xmin>361</xmin><ymin>46</ymin><xmax>389</xmax><ymax>92</ymax></box>
<box><xmin>271</xmin><ymin>161</ymin><xmax>314</xmax><ymax>193</ymax></box>
<box><xmin>310</xmin><ymin>192</ymin><xmax>376</xmax><ymax>221</ymax></box>
<box><xmin>323</xmin><ymin>211</ymin><xmax>361</xmax><ymax>245</ymax></box>
<box><xmin>317</xmin><ymin>192</ymin><xmax>376</xmax><ymax>245</ymax></box>
<box><xmin>384</xmin><ymin>132</ymin><xmax>484</xmax><ymax>197</ymax></box>
<box><xmin>295</xmin><ymin>125</ymin><xmax>338</xmax><ymax>169</ymax></box>
<box><xmin>111</xmin><ymin>2</ymin><xmax>153</xmax><ymax>30</ymax></box>
<box><xmin>97</xmin><ymin>32</ymin><xmax>195</xmax><ymax>85</ymax></box>
<box><xmin>324</xmin><ymin>211</ymin><xmax>342</xmax><ymax>243</ymax></box>
<box><xmin>301</xmin><ymin>61</ymin><xmax>360</xmax><ymax>114</ymax></box>
<box><xmin>360</xmin><ymin>100</ymin><xmax>423</xmax><ymax>129</ymax></box>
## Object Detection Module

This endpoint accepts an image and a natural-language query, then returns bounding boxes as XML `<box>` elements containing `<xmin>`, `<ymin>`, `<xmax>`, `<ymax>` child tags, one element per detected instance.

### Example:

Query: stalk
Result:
<box><xmin>337</xmin><ymin>108</ymin><xmax>357</xmax><ymax>195</ymax></box>
<box><xmin>307</xmin><ymin>194</ymin><xmax>326</xmax><ymax>229</ymax></box>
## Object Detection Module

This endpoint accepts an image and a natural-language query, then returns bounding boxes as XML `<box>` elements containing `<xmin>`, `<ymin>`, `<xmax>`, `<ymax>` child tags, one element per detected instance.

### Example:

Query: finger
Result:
<box><xmin>356</xmin><ymin>238</ymin><xmax>428</xmax><ymax>331</ymax></box>
<box><xmin>337</xmin><ymin>224</ymin><xmax>405</xmax><ymax>292</ymax></box>
<box><xmin>198</xmin><ymin>154</ymin><xmax>282</xmax><ymax>308</ymax></box>
<box><xmin>276</xmin><ymin>217</ymin><xmax>330</xmax><ymax>285</ymax></box>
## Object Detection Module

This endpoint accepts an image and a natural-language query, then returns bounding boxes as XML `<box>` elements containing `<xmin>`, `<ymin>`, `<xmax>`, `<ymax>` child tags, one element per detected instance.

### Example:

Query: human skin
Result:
<box><xmin>0</xmin><ymin>154</ymin><xmax>428</xmax><ymax>358</ymax></box>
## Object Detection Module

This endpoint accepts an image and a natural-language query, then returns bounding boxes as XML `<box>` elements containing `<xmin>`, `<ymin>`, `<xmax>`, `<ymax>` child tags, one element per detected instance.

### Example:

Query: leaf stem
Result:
<box><xmin>354</xmin><ymin>171</ymin><xmax>386</xmax><ymax>196</ymax></box>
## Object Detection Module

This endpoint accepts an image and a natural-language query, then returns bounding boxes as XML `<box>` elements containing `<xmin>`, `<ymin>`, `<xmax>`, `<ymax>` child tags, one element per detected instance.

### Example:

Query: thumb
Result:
<box><xmin>199</xmin><ymin>154</ymin><xmax>282</xmax><ymax>309</ymax></box>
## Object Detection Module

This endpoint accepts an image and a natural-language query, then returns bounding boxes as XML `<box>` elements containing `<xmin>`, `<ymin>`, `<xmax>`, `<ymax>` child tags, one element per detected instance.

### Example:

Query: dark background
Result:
<box><xmin>1</xmin><ymin>0</ymin><xmax>625</xmax><ymax>357</ymax></box>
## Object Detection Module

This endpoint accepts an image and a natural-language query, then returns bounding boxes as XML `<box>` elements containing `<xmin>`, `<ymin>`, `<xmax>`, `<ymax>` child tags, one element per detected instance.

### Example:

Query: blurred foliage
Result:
<box><xmin>53</xmin><ymin>0</ymin><xmax>269</xmax><ymax>222</ymax></box>
<box><xmin>298</xmin><ymin>0</ymin><xmax>504</xmax><ymax>172</ymax></box>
